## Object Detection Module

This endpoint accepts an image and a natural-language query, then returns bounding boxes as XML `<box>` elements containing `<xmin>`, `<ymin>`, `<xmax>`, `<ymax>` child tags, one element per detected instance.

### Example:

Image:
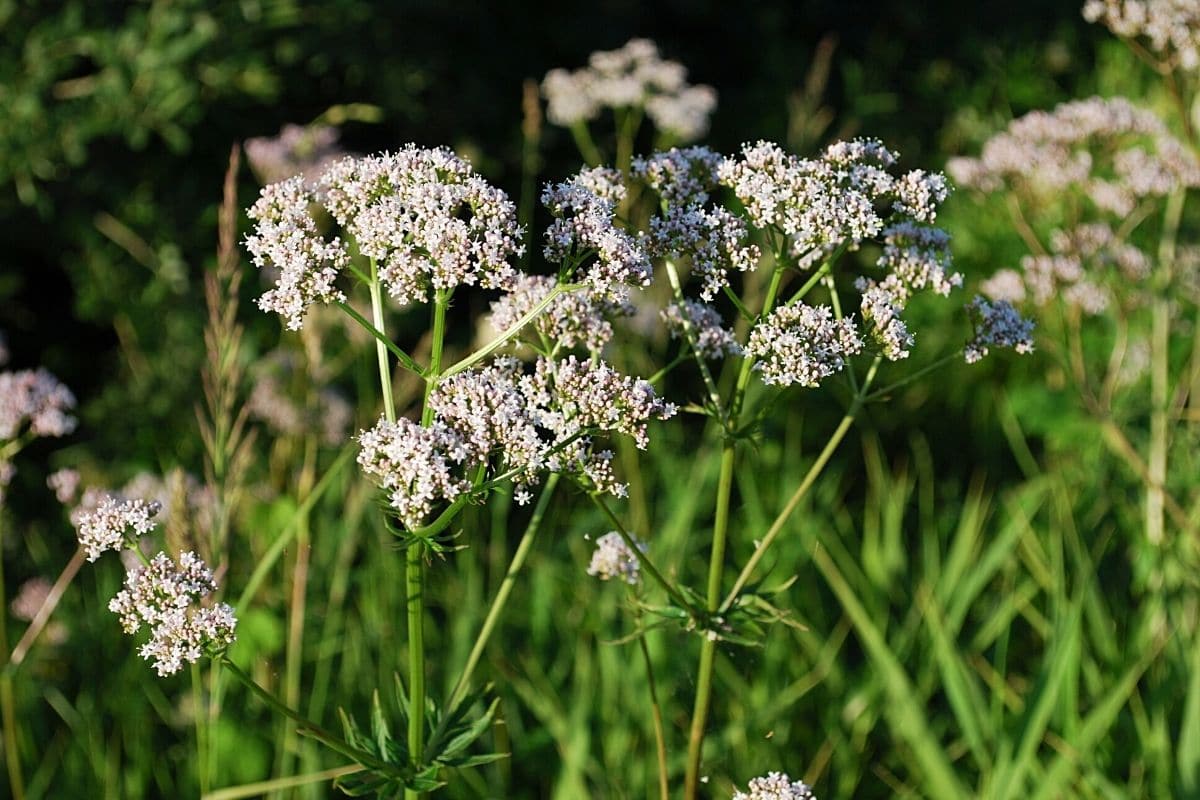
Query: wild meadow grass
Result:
<box><xmin>3</xmin><ymin>4</ymin><xmax>1200</xmax><ymax>799</ymax></box>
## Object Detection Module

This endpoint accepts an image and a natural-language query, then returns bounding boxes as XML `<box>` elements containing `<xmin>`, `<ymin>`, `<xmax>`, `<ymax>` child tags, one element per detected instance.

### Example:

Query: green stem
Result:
<box><xmin>336</xmin><ymin>300</ymin><xmax>422</xmax><ymax>376</ymax></box>
<box><xmin>634</xmin><ymin>615</ymin><xmax>669</xmax><ymax>800</ymax></box>
<box><xmin>442</xmin><ymin>284</ymin><xmax>584</xmax><ymax>379</ymax></box>
<box><xmin>368</xmin><ymin>261</ymin><xmax>397</xmax><ymax>425</ymax></box>
<box><xmin>720</xmin><ymin>356</ymin><xmax>881</xmax><ymax>613</ymax></box>
<box><xmin>222</xmin><ymin>659</ymin><xmax>397</xmax><ymax>776</ymax></box>
<box><xmin>1147</xmin><ymin>189</ymin><xmax>1184</xmax><ymax>546</ymax></box>
<box><xmin>664</xmin><ymin>260</ymin><xmax>725</xmax><ymax>416</ymax></box>
<box><xmin>569</xmin><ymin>121</ymin><xmax>604</xmax><ymax>167</ymax></box>
<box><xmin>0</xmin><ymin>516</ymin><xmax>25</xmax><ymax>800</ymax></box>
<box><xmin>589</xmin><ymin>493</ymin><xmax>694</xmax><ymax>613</ymax></box>
<box><xmin>192</xmin><ymin>663</ymin><xmax>210</xmax><ymax>796</ymax></box>
<box><xmin>685</xmin><ymin>263</ymin><xmax>789</xmax><ymax>800</ymax></box>
<box><xmin>441</xmin><ymin>475</ymin><xmax>559</xmax><ymax>717</ymax></box>
<box><xmin>863</xmin><ymin>351</ymin><xmax>962</xmax><ymax>403</ymax></box>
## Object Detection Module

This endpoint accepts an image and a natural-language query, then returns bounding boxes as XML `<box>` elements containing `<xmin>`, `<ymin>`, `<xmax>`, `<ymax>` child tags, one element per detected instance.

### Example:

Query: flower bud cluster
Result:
<box><xmin>108</xmin><ymin>551</ymin><xmax>237</xmax><ymax>677</ymax></box>
<box><xmin>245</xmin><ymin>123</ymin><xmax>344</xmax><ymax>186</ymax></box>
<box><xmin>745</xmin><ymin>304</ymin><xmax>864</xmax><ymax>387</ymax></box>
<box><xmin>1083</xmin><ymin>0</ymin><xmax>1200</xmax><ymax>70</ymax></box>
<box><xmin>733</xmin><ymin>771</ymin><xmax>818</xmax><ymax>800</ymax></box>
<box><xmin>856</xmin><ymin>280</ymin><xmax>914</xmax><ymax>361</ymax></box>
<box><xmin>245</xmin><ymin>177</ymin><xmax>350</xmax><ymax>330</ymax></box>
<box><xmin>542</xmin><ymin>39</ymin><xmax>717</xmax><ymax>141</ymax></box>
<box><xmin>75</xmin><ymin>496</ymin><xmax>162</xmax><ymax>562</ymax></box>
<box><xmin>357</xmin><ymin>418</ymin><xmax>473</xmax><ymax>530</ymax></box>
<box><xmin>965</xmin><ymin>296</ymin><xmax>1036</xmax><ymax>364</ymax></box>
<box><xmin>543</xmin><ymin>167</ymin><xmax>652</xmax><ymax>295</ymax></box>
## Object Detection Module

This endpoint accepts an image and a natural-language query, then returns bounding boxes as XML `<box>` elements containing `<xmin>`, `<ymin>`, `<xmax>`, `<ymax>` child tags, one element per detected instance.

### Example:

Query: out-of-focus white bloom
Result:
<box><xmin>321</xmin><ymin>148</ymin><xmax>524</xmax><ymax>306</ymax></box>
<box><xmin>47</xmin><ymin>468</ymin><xmax>81</xmax><ymax>505</ymax></box>
<box><xmin>733</xmin><ymin>771</ymin><xmax>817</xmax><ymax>800</ymax></box>
<box><xmin>745</xmin><ymin>304</ymin><xmax>863</xmax><ymax>387</ymax></box>
<box><xmin>587</xmin><ymin>531</ymin><xmax>643</xmax><ymax>584</ymax></box>
<box><xmin>75</xmin><ymin>496</ymin><xmax>162</xmax><ymax>562</ymax></box>
<box><xmin>1084</xmin><ymin>0</ymin><xmax>1200</xmax><ymax>70</ymax></box>
<box><xmin>245</xmin><ymin>124</ymin><xmax>345</xmax><ymax>186</ymax></box>
<box><xmin>357</xmin><ymin>417</ymin><xmax>473</xmax><ymax>530</ymax></box>
<box><xmin>662</xmin><ymin>300</ymin><xmax>742</xmax><ymax>359</ymax></box>
<box><xmin>543</xmin><ymin>167</ymin><xmax>652</xmax><ymax>295</ymax></box>
<box><xmin>11</xmin><ymin>577</ymin><xmax>52</xmax><ymax>623</ymax></box>
<box><xmin>542</xmin><ymin>39</ymin><xmax>717</xmax><ymax>142</ymax></box>
<box><xmin>0</xmin><ymin>368</ymin><xmax>77</xmax><ymax>439</ymax></box>
<box><xmin>487</xmin><ymin>275</ymin><xmax>632</xmax><ymax>355</ymax></box>
<box><xmin>980</xmin><ymin>269</ymin><xmax>1027</xmax><ymax>304</ymax></box>
<box><xmin>965</xmin><ymin>296</ymin><xmax>1036</xmax><ymax>363</ymax></box>
<box><xmin>108</xmin><ymin>551</ymin><xmax>236</xmax><ymax>677</ymax></box>
<box><xmin>947</xmin><ymin>96</ymin><xmax>1200</xmax><ymax>215</ymax></box>
<box><xmin>245</xmin><ymin>177</ymin><xmax>350</xmax><ymax>330</ymax></box>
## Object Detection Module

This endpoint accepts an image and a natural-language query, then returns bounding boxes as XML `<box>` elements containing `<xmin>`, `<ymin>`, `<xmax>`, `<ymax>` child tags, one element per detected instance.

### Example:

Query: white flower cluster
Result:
<box><xmin>733</xmin><ymin>771</ymin><xmax>817</xmax><ymax>800</ymax></box>
<box><xmin>487</xmin><ymin>275</ymin><xmax>633</xmax><ymax>355</ymax></box>
<box><xmin>718</xmin><ymin>139</ymin><xmax>951</xmax><ymax>263</ymax></box>
<box><xmin>946</xmin><ymin>96</ymin><xmax>1200</xmax><ymax>216</ymax></box>
<box><xmin>245</xmin><ymin>176</ymin><xmax>350</xmax><ymax>330</ymax></box>
<box><xmin>965</xmin><ymin>296</ymin><xmax>1036</xmax><ymax>364</ymax></box>
<box><xmin>74</xmin><ymin>496</ymin><xmax>161</xmax><ymax>562</ymax></box>
<box><xmin>246</xmin><ymin>146</ymin><xmax>524</xmax><ymax>329</ymax></box>
<box><xmin>321</xmin><ymin>148</ymin><xmax>523</xmax><ymax>306</ymax></box>
<box><xmin>662</xmin><ymin>300</ymin><xmax>741</xmax><ymax>359</ymax></box>
<box><xmin>542</xmin><ymin>38</ymin><xmax>717</xmax><ymax>141</ymax></box>
<box><xmin>633</xmin><ymin>146</ymin><xmax>724</xmax><ymax>207</ymax></box>
<box><xmin>981</xmin><ymin>222</ymin><xmax>1150</xmax><ymax>315</ymax></box>
<box><xmin>1084</xmin><ymin>0</ymin><xmax>1200</xmax><ymax>70</ymax></box>
<box><xmin>635</xmin><ymin>147</ymin><xmax>761</xmax><ymax>300</ymax></box>
<box><xmin>108</xmin><ymin>551</ymin><xmax>237</xmax><ymax>677</ymax></box>
<box><xmin>586</xmin><ymin>531</ymin><xmax>643</xmax><ymax>584</ymax></box>
<box><xmin>745</xmin><ymin>304</ymin><xmax>864</xmax><ymax>387</ymax></box>
<box><xmin>875</xmin><ymin>222</ymin><xmax>962</xmax><ymax>299</ymax></box>
<box><xmin>357</xmin><ymin>418</ymin><xmax>473</xmax><ymax>530</ymax></box>
<box><xmin>0</xmin><ymin>368</ymin><xmax>77</xmax><ymax>439</ymax></box>
<box><xmin>245</xmin><ymin>123</ymin><xmax>344</xmax><ymax>186</ymax></box>
<box><xmin>543</xmin><ymin>167</ymin><xmax>653</xmax><ymax>296</ymax></box>
<box><xmin>856</xmin><ymin>280</ymin><xmax>914</xmax><ymax>361</ymax></box>
<box><xmin>360</xmin><ymin>356</ymin><xmax>675</xmax><ymax>523</ymax></box>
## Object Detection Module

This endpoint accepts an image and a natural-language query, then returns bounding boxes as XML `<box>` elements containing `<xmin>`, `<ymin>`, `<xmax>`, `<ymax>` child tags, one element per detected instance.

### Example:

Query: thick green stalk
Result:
<box><xmin>684</xmin><ymin>266</ymin><xmax>787</xmax><ymax>799</ymax></box>
<box><xmin>368</xmin><ymin>262</ymin><xmax>397</xmax><ymax>425</ymax></box>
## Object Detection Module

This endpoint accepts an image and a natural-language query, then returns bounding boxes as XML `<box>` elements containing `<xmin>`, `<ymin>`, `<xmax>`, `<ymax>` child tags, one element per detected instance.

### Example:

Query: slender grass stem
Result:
<box><xmin>441</xmin><ymin>475</ymin><xmax>559</xmax><ymax>719</ymax></box>
<box><xmin>721</xmin><ymin>356</ymin><xmax>881</xmax><ymax>612</ymax></box>
<box><xmin>863</xmin><ymin>351</ymin><xmax>962</xmax><ymax>403</ymax></box>
<box><xmin>222</xmin><ymin>659</ymin><xmax>396</xmax><ymax>775</ymax></box>
<box><xmin>1147</xmin><ymin>189</ymin><xmax>1184</xmax><ymax>545</ymax></box>
<box><xmin>6</xmin><ymin>547</ymin><xmax>84</xmax><ymax>671</ymax></box>
<box><xmin>0</xmin><ymin>516</ymin><xmax>25</xmax><ymax>800</ymax></box>
<box><xmin>634</xmin><ymin>614</ymin><xmax>669</xmax><ymax>800</ymax></box>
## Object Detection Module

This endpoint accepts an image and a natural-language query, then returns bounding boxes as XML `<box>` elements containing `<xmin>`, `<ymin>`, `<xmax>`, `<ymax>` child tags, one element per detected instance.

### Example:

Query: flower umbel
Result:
<box><xmin>733</xmin><ymin>771</ymin><xmax>817</xmax><ymax>800</ymax></box>
<box><xmin>108</xmin><ymin>551</ymin><xmax>237</xmax><ymax>677</ymax></box>
<box><xmin>964</xmin><ymin>296</ymin><xmax>1036</xmax><ymax>364</ymax></box>
<box><xmin>75</xmin><ymin>496</ymin><xmax>162</xmax><ymax>562</ymax></box>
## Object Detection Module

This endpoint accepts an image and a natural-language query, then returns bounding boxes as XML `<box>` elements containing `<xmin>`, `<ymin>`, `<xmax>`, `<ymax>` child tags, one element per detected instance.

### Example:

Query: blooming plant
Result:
<box><xmin>49</xmin><ymin>36</ymin><xmax>1043</xmax><ymax>800</ymax></box>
